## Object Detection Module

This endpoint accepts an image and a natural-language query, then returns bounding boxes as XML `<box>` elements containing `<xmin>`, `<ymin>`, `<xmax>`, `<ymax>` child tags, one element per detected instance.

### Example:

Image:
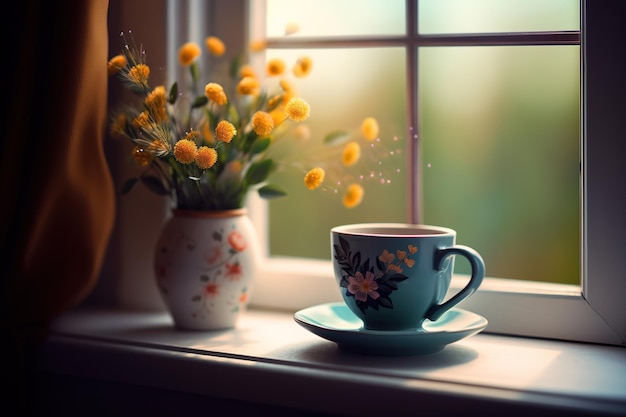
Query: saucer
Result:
<box><xmin>294</xmin><ymin>302</ymin><xmax>488</xmax><ymax>356</ymax></box>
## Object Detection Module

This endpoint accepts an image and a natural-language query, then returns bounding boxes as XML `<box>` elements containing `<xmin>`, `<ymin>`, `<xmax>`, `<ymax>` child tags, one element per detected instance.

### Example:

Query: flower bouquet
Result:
<box><xmin>108</xmin><ymin>31</ymin><xmax>389</xmax><ymax>211</ymax></box>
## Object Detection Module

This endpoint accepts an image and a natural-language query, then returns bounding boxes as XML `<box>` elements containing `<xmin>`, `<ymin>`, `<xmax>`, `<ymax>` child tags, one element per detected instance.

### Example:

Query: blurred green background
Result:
<box><xmin>266</xmin><ymin>0</ymin><xmax>580</xmax><ymax>285</ymax></box>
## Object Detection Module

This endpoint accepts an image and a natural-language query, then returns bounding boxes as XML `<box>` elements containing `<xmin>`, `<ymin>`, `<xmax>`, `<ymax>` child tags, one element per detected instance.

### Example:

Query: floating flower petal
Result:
<box><xmin>361</xmin><ymin>117</ymin><xmax>379</xmax><ymax>141</ymax></box>
<box><xmin>342</xmin><ymin>141</ymin><xmax>361</xmax><ymax>166</ymax></box>
<box><xmin>293</xmin><ymin>56</ymin><xmax>313</xmax><ymax>78</ymax></box>
<box><xmin>343</xmin><ymin>184</ymin><xmax>364</xmax><ymax>208</ymax></box>
<box><xmin>304</xmin><ymin>167</ymin><xmax>325</xmax><ymax>190</ymax></box>
<box><xmin>266</xmin><ymin>58</ymin><xmax>286</xmax><ymax>76</ymax></box>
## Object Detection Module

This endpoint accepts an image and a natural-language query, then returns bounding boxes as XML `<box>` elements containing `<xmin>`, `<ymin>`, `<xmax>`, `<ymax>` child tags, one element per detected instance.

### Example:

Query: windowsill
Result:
<box><xmin>36</xmin><ymin>305</ymin><xmax>626</xmax><ymax>416</ymax></box>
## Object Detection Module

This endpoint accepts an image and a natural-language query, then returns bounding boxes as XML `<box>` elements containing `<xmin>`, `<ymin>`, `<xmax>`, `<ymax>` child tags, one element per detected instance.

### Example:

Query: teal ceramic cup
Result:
<box><xmin>331</xmin><ymin>223</ymin><xmax>485</xmax><ymax>331</ymax></box>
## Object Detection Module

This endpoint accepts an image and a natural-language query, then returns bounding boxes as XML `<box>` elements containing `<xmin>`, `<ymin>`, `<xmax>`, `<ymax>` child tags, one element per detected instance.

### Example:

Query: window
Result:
<box><xmin>264</xmin><ymin>0</ymin><xmax>580</xmax><ymax>286</ymax></box>
<box><xmin>246</xmin><ymin>0</ymin><xmax>624</xmax><ymax>345</ymax></box>
<box><xmin>110</xmin><ymin>0</ymin><xmax>623</xmax><ymax>346</ymax></box>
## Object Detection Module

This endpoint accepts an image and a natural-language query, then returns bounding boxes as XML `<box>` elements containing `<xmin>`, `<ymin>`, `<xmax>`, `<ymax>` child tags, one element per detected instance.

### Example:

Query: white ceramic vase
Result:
<box><xmin>153</xmin><ymin>208</ymin><xmax>258</xmax><ymax>330</ymax></box>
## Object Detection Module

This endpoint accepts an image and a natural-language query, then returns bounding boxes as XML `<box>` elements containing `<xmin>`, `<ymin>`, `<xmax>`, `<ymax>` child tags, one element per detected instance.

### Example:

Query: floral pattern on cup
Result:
<box><xmin>333</xmin><ymin>236</ymin><xmax>418</xmax><ymax>314</ymax></box>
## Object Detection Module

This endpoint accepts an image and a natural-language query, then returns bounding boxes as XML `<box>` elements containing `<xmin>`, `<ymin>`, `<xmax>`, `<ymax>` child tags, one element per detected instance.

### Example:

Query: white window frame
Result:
<box><xmin>246</xmin><ymin>0</ymin><xmax>625</xmax><ymax>346</ymax></box>
<box><xmin>110</xmin><ymin>0</ymin><xmax>623</xmax><ymax>346</ymax></box>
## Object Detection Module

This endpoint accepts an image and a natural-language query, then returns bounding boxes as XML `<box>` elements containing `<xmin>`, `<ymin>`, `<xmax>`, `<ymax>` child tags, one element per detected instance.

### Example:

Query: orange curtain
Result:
<box><xmin>0</xmin><ymin>0</ymin><xmax>113</xmax><ymax>413</ymax></box>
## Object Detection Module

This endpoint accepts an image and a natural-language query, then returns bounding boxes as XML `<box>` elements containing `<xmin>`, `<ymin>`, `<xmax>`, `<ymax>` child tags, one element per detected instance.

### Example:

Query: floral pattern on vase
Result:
<box><xmin>154</xmin><ymin>208</ymin><xmax>257</xmax><ymax>330</ymax></box>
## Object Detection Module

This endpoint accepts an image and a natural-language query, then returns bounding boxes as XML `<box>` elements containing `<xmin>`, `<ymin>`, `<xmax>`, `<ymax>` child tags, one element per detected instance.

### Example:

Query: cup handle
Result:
<box><xmin>425</xmin><ymin>245</ymin><xmax>485</xmax><ymax>322</ymax></box>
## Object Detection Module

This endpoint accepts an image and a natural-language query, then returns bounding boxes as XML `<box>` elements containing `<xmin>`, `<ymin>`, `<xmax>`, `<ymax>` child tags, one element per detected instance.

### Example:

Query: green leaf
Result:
<box><xmin>190</xmin><ymin>62</ymin><xmax>200</xmax><ymax>84</ymax></box>
<box><xmin>141</xmin><ymin>175</ymin><xmax>170</xmax><ymax>195</ymax></box>
<box><xmin>250</xmin><ymin>137</ymin><xmax>271</xmax><ymax>155</ymax></box>
<box><xmin>258</xmin><ymin>184</ymin><xmax>288</xmax><ymax>199</ymax></box>
<box><xmin>227</xmin><ymin>104</ymin><xmax>240</xmax><ymax>127</ymax></box>
<box><xmin>229</xmin><ymin>54</ymin><xmax>241</xmax><ymax>79</ymax></box>
<box><xmin>168</xmin><ymin>82</ymin><xmax>179</xmax><ymax>104</ymax></box>
<box><xmin>121</xmin><ymin>177</ymin><xmax>139</xmax><ymax>195</ymax></box>
<box><xmin>324</xmin><ymin>130</ymin><xmax>350</xmax><ymax>144</ymax></box>
<box><xmin>245</xmin><ymin>159</ymin><xmax>274</xmax><ymax>185</ymax></box>
<box><xmin>191</xmin><ymin>95</ymin><xmax>209</xmax><ymax>108</ymax></box>
<box><xmin>206</xmin><ymin>108</ymin><xmax>217</xmax><ymax>130</ymax></box>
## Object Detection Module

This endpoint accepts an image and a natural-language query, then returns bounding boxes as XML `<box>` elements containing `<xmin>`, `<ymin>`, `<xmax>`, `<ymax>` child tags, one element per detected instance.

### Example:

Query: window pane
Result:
<box><xmin>266</xmin><ymin>0</ymin><xmax>406</xmax><ymax>37</ymax></box>
<box><xmin>418</xmin><ymin>0</ymin><xmax>580</xmax><ymax>34</ymax></box>
<box><xmin>267</xmin><ymin>48</ymin><xmax>408</xmax><ymax>259</ymax></box>
<box><xmin>419</xmin><ymin>45</ymin><xmax>580</xmax><ymax>284</ymax></box>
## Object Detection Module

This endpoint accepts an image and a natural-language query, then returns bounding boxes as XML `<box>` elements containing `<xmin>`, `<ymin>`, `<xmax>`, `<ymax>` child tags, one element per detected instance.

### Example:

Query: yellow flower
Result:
<box><xmin>221</xmin><ymin>160</ymin><xmax>243</xmax><ymax>181</ymax></box>
<box><xmin>361</xmin><ymin>117</ymin><xmax>379</xmax><ymax>141</ymax></box>
<box><xmin>269</xmin><ymin>107</ymin><xmax>287</xmax><ymax>126</ymax></box>
<box><xmin>205</xmin><ymin>83</ymin><xmax>228</xmax><ymax>105</ymax></box>
<box><xmin>239</xmin><ymin>64</ymin><xmax>257</xmax><ymax>79</ymax></box>
<box><xmin>183</xmin><ymin>129</ymin><xmax>200</xmax><ymax>142</ymax></box>
<box><xmin>236</xmin><ymin>76</ymin><xmax>259</xmax><ymax>95</ymax></box>
<box><xmin>293</xmin><ymin>124</ymin><xmax>311</xmax><ymax>142</ymax></box>
<box><xmin>342</xmin><ymin>141</ymin><xmax>361</xmax><ymax>166</ymax></box>
<box><xmin>251</xmin><ymin>111</ymin><xmax>274</xmax><ymax>136</ymax></box>
<box><xmin>132</xmin><ymin>146</ymin><xmax>153</xmax><ymax>167</ymax></box>
<box><xmin>285</xmin><ymin>22</ymin><xmax>300</xmax><ymax>35</ymax></box>
<box><xmin>199</xmin><ymin>119</ymin><xmax>214</xmax><ymax>144</ymax></box>
<box><xmin>249</xmin><ymin>39</ymin><xmax>267</xmax><ymax>52</ymax></box>
<box><xmin>284</xmin><ymin>98</ymin><xmax>310</xmax><ymax>122</ymax></box>
<box><xmin>132</xmin><ymin>111</ymin><xmax>151</xmax><ymax>130</ymax></box>
<box><xmin>267</xmin><ymin>94</ymin><xmax>285</xmax><ymax>109</ymax></box>
<box><xmin>196</xmin><ymin>146</ymin><xmax>218</xmax><ymax>169</ymax></box>
<box><xmin>205</xmin><ymin>36</ymin><xmax>225</xmax><ymax>56</ymax></box>
<box><xmin>127</xmin><ymin>64</ymin><xmax>150</xmax><ymax>86</ymax></box>
<box><xmin>173</xmin><ymin>139</ymin><xmax>198</xmax><ymax>164</ymax></box>
<box><xmin>149</xmin><ymin>139</ymin><xmax>170</xmax><ymax>156</ymax></box>
<box><xmin>266</xmin><ymin>58</ymin><xmax>286</xmax><ymax>76</ymax></box>
<box><xmin>145</xmin><ymin>85</ymin><xmax>168</xmax><ymax>123</ymax></box>
<box><xmin>215</xmin><ymin>120</ymin><xmax>237</xmax><ymax>143</ymax></box>
<box><xmin>379</xmin><ymin>249</ymin><xmax>395</xmax><ymax>263</ymax></box>
<box><xmin>304</xmin><ymin>167</ymin><xmax>325</xmax><ymax>190</ymax></box>
<box><xmin>279</xmin><ymin>78</ymin><xmax>295</xmax><ymax>94</ymax></box>
<box><xmin>293</xmin><ymin>56</ymin><xmax>313</xmax><ymax>78</ymax></box>
<box><xmin>110</xmin><ymin>113</ymin><xmax>127</xmax><ymax>137</ymax></box>
<box><xmin>178</xmin><ymin>42</ymin><xmax>201</xmax><ymax>66</ymax></box>
<box><xmin>107</xmin><ymin>54</ymin><xmax>127</xmax><ymax>75</ymax></box>
<box><xmin>110</xmin><ymin>33</ymin><xmax>395</xmax><ymax>212</ymax></box>
<box><xmin>343</xmin><ymin>184</ymin><xmax>364</xmax><ymax>208</ymax></box>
